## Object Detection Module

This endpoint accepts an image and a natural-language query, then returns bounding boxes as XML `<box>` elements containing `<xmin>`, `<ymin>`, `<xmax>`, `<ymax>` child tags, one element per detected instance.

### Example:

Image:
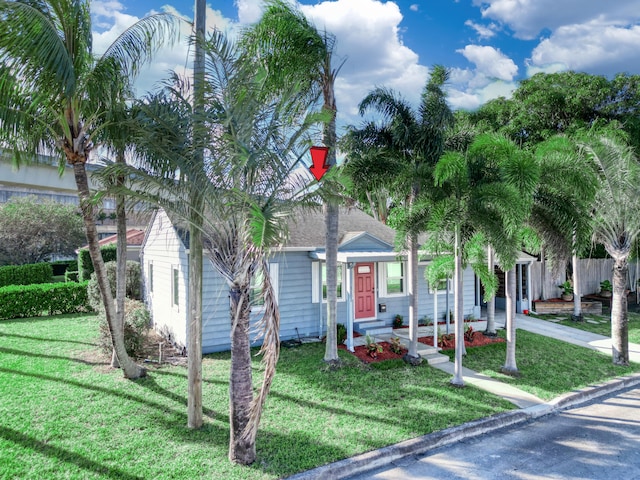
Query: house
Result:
<box><xmin>86</xmin><ymin>228</ymin><xmax>146</xmax><ymax>262</ymax></box>
<box><xmin>141</xmin><ymin>207</ymin><xmax>481</xmax><ymax>354</ymax></box>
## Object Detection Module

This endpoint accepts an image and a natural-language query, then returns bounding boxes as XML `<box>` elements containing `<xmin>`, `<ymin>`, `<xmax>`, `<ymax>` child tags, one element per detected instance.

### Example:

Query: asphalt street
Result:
<box><xmin>347</xmin><ymin>386</ymin><xmax>640</xmax><ymax>480</ymax></box>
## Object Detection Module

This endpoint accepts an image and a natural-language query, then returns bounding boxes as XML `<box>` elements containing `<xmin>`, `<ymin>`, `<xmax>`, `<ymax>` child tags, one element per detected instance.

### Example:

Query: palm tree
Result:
<box><xmin>342</xmin><ymin>66</ymin><xmax>454</xmax><ymax>361</ymax></box>
<box><xmin>108</xmin><ymin>31</ymin><xmax>319</xmax><ymax>464</ymax></box>
<box><xmin>582</xmin><ymin>130</ymin><xmax>640</xmax><ymax>365</ymax></box>
<box><xmin>428</xmin><ymin>133</ymin><xmax>538</xmax><ymax>384</ymax></box>
<box><xmin>243</xmin><ymin>0</ymin><xmax>344</xmax><ymax>364</ymax></box>
<box><xmin>0</xmin><ymin>0</ymin><xmax>178</xmax><ymax>379</ymax></box>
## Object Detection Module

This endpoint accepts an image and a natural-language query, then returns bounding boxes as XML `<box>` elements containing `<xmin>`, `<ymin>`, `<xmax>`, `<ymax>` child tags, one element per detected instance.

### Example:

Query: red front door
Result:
<box><xmin>355</xmin><ymin>263</ymin><xmax>375</xmax><ymax>319</ymax></box>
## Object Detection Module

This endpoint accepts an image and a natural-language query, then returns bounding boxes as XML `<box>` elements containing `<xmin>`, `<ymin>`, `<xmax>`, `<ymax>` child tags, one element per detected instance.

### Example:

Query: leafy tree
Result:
<box><xmin>582</xmin><ymin>130</ymin><xmax>640</xmax><ymax>365</ymax></box>
<box><xmin>0</xmin><ymin>0</ymin><xmax>177</xmax><ymax>378</ymax></box>
<box><xmin>0</xmin><ymin>196</ymin><xmax>85</xmax><ymax>265</ymax></box>
<box><xmin>243</xmin><ymin>0</ymin><xmax>343</xmax><ymax>365</ymax></box>
<box><xmin>342</xmin><ymin>66</ymin><xmax>454</xmax><ymax>361</ymax></box>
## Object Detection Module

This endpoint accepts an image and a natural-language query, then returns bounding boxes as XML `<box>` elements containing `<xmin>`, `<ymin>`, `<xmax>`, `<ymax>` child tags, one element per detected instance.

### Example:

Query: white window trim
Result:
<box><xmin>312</xmin><ymin>262</ymin><xmax>346</xmax><ymax>304</ymax></box>
<box><xmin>171</xmin><ymin>265</ymin><xmax>180</xmax><ymax>311</ymax></box>
<box><xmin>378</xmin><ymin>261</ymin><xmax>407</xmax><ymax>298</ymax></box>
<box><xmin>251</xmin><ymin>263</ymin><xmax>279</xmax><ymax>312</ymax></box>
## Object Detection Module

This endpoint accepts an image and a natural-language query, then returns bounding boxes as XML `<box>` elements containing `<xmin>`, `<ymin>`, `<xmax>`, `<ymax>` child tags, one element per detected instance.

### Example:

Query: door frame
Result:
<box><xmin>354</xmin><ymin>262</ymin><xmax>377</xmax><ymax>321</ymax></box>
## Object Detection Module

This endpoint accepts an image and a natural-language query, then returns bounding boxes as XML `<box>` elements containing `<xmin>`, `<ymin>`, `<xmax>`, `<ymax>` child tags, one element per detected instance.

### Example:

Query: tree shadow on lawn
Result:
<box><xmin>0</xmin><ymin>425</ymin><xmax>144</xmax><ymax>480</ymax></box>
<box><xmin>0</xmin><ymin>331</ymin><xmax>97</xmax><ymax>346</ymax></box>
<box><xmin>0</xmin><ymin>346</ymin><xmax>104</xmax><ymax>366</ymax></box>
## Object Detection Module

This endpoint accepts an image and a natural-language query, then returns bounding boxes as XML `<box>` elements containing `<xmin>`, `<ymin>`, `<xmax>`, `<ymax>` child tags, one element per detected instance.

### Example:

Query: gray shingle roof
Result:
<box><xmin>284</xmin><ymin>207</ymin><xmax>397</xmax><ymax>249</ymax></box>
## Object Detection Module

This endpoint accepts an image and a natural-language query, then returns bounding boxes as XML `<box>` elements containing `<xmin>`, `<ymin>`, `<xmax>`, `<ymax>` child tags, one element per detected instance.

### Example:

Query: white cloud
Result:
<box><xmin>527</xmin><ymin>23</ymin><xmax>640</xmax><ymax>77</ymax></box>
<box><xmin>299</xmin><ymin>0</ymin><xmax>428</xmax><ymax>125</ymax></box>
<box><xmin>464</xmin><ymin>20</ymin><xmax>497</xmax><ymax>39</ymax></box>
<box><xmin>410</xmin><ymin>4</ymin><xmax>419</xmax><ymax>12</ymax></box>
<box><xmin>236</xmin><ymin>0</ymin><xmax>264</xmax><ymax>24</ymax></box>
<box><xmin>472</xmin><ymin>0</ymin><xmax>640</xmax><ymax>40</ymax></box>
<box><xmin>456</xmin><ymin>45</ymin><xmax>518</xmax><ymax>81</ymax></box>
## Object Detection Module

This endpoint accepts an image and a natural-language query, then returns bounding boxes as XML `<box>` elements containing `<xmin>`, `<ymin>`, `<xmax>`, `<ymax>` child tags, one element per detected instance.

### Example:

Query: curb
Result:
<box><xmin>285</xmin><ymin>372</ymin><xmax>640</xmax><ymax>480</ymax></box>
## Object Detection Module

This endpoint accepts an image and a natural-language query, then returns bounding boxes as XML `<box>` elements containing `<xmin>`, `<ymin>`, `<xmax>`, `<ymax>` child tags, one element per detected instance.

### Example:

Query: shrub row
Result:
<box><xmin>78</xmin><ymin>245</ymin><xmax>117</xmax><ymax>282</ymax></box>
<box><xmin>0</xmin><ymin>263</ymin><xmax>53</xmax><ymax>287</ymax></box>
<box><xmin>0</xmin><ymin>282</ymin><xmax>91</xmax><ymax>320</ymax></box>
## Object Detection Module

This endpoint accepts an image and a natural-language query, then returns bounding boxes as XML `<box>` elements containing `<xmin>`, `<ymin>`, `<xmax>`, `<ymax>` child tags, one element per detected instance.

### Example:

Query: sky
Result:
<box><xmin>91</xmin><ymin>0</ymin><xmax>640</xmax><ymax>128</ymax></box>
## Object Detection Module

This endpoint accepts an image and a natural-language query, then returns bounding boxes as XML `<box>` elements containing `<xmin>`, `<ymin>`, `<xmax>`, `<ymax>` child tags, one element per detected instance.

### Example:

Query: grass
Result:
<box><xmin>443</xmin><ymin>329</ymin><xmax>640</xmax><ymax>400</ymax></box>
<box><xmin>0</xmin><ymin>314</ymin><xmax>514</xmax><ymax>480</ymax></box>
<box><xmin>531</xmin><ymin>311</ymin><xmax>640</xmax><ymax>344</ymax></box>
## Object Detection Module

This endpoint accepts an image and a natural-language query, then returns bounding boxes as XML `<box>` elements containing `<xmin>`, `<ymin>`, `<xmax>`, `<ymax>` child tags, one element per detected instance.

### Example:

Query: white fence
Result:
<box><xmin>530</xmin><ymin>258</ymin><xmax>640</xmax><ymax>301</ymax></box>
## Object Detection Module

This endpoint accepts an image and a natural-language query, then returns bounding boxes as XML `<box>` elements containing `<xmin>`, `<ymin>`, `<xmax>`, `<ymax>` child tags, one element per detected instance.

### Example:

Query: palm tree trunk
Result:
<box><xmin>502</xmin><ymin>267</ymin><xmax>518</xmax><ymax>375</ymax></box>
<box><xmin>113</xmin><ymin>151</ymin><xmax>127</xmax><ymax>368</ymax></box>
<box><xmin>322</xmin><ymin>74</ymin><xmax>340</xmax><ymax>364</ymax></box>
<box><xmin>451</xmin><ymin>228</ymin><xmax>464</xmax><ymax>386</ymax></box>
<box><xmin>323</xmin><ymin>201</ymin><xmax>339</xmax><ymax>363</ymax></box>
<box><xmin>485</xmin><ymin>245</ymin><xmax>496</xmax><ymax>335</ymax></box>
<box><xmin>73</xmin><ymin>162</ymin><xmax>145</xmax><ymax>379</ymax></box>
<box><xmin>228</xmin><ymin>281</ymin><xmax>255</xmax><ymax>464</ymax></box>
<box><xmin>406</xmin><ymin>232</ymin><xmax>420</xmax><ymax>360</ymax></box>
<box><xmin>611</xmin><ymin>255</ymin><xmax>629</xmax><ymax>365</ymax></box>
<box><xmin>187</xmin><ymin>0</ymin><xmax>206</xmax><ymax>428</ymax></box>
<box><xmin>572</xmin><ymin>232</ymin><xmax>582</xmax><ymax>320</ymax></box>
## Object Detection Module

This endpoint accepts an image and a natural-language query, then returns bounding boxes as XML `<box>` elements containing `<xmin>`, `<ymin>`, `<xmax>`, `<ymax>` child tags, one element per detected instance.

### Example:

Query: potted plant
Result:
<box><xmin>600</xmin><ymin>280</ymin><xmax>612</xmax><ymax>298</ymax></box>
<box><xmin>558</xmin><ymin>280</ymin><xmax>574</xmax><ymax>301</ymax></box>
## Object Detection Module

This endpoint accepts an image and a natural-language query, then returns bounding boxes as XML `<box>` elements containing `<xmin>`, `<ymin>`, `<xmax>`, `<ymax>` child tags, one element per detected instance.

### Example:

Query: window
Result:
<box><xmin>312</xmin><ymin>262</ymin><xmax>345</xmax><ymax>303</ymax></box>
<box><xmin>429</xmin><ymin>278</ymin><xmax>452</xmax><ymax>294</ymax></box>
<box><xmin>379</xmin><ymin>261</ymin><xmax>406</xmax><ymax>297</ymax></box>
<box><xmin>148</xmin><ymin>262</ymin><xmax>154</xmax><ymax>293</ymax></box>
<box><xmin>172</xmin><ymin>267</ymin><xmax>179</xmax><ymax>307</ymax></box>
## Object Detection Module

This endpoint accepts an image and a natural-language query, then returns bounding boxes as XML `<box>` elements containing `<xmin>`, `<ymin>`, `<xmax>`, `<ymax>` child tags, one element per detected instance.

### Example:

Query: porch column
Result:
<box><xmin>346</xmin><ymin>263</ymin><xmax>355</xmax><ymax>352</ymax></box>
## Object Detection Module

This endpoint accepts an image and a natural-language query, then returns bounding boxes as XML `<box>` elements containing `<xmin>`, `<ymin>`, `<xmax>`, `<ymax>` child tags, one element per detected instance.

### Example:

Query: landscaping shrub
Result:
<box><xmin>0</xmin><ymin>263</ymin><xmax>53</xmax><ymax>287</ymax></box>
<box><xmin>97</xmin><ymin>299</ymin><xmax>150</xmax><ymax>357</ymax></box>
<box><xmin>65</xmin><ymin>271</ymin><xmax>79</xmax><ymax>282</ymax></box>
<box><xmin>0</xmin><ymin>281</ymin><xmax>91</xmax><ymax>320</ymax></box>
<box><xmin>87</xmin><ymin>261</ymin><xmax>142</xmax><ymax>310</ymax></box>
<box><xmin>337</xmin><ymin>323</ymin><xmax>347</xmax><ymax>345</ymax></box>
<box><xmin>77</xmin><ymin>245</ymin><xmax>117</xmax><ymax>282</ymax></box>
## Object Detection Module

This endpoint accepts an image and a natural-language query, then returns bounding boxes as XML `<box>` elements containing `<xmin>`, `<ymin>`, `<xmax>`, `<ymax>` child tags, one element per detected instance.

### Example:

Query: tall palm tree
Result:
<box><xmin>582</xmin><ymin>131</ymin><xmax>640</xmax><ymax>365</ymax></box>
<box><xmin>0</xmin><ymin>0</ymin><xmax>178</xmax><ymax>379</ymax></box>
<box><xmin>108</xmin><ymin>31</ymin><xmax>319</xmax><ymax>464</ymax></box>
<box><xmin>342</xmin><ymin>66</ymin><xmax>454</xmax><ymax>361</ymax></box>
<box><xmin>243</xmin><ymin>0</ymin><xmax>344</xmax><ymax>364</ymax></box>
<box><xmin>428</xmin><ymin>133</ymin><xmax>538</xmax><ymax>384</ymax></box>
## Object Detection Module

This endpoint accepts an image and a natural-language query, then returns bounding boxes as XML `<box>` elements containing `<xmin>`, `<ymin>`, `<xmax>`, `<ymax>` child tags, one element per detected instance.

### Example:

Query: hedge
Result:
<box><xmin>0</xmin><ymin>282</ymin><xmax>92</xmax><ymax>320</ymax></box>
<box><xmin>0</xmin><ymin>263</ymin><xmax>53</xmax><ymax>287</ymax></box>
<box><xmin>77</xmin><ymin>244</ymin><xmax>117</xmax><ymax>282</ymax></box>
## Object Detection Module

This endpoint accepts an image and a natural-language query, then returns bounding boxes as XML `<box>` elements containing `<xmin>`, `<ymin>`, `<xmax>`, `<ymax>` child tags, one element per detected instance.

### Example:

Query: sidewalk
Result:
<box><xmin>288</xmin><ymin>312</ymin><xmax>640</xmax><ymax>480</ymax></box>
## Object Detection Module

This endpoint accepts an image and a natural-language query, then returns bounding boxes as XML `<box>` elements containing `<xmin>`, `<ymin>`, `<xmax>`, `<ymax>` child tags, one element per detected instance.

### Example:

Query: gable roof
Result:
<box><xmin>96</xmin><ymin>229</ymin><xmax>146</xmax><ymax>247</ymax></box>
<box><xmin>285</xmin><ymin>207</ymin><xmax>396</xmax><ymax>249</ymax></box>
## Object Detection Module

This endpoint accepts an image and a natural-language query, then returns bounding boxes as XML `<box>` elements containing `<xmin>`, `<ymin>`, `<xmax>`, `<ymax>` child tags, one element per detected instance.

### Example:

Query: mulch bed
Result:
<box><xmin>339</xmin><ymin>341</ymin><xmax>406</xmax><ymax>364</ymax></box>
<box><xmin>419</xmin><ymin>331</ymin><xmax>505</xmax><ymax>351</ymax></box>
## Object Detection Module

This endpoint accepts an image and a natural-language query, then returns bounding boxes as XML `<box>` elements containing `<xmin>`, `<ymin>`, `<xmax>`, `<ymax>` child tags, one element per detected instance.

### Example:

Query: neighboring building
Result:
<box><xmin>141</xmin><ymin>207</ymin><xmax>482</xmax><ymax>354</ymax></box>
<box><xmin>1</xmin><ymin>150</ymin><xmax>149</xmax><ymax>239</ymax></box>
<box><xmin>78</xmin><ymin>229</ymin><xmax>146</xmax><ymax>262</ymax></box>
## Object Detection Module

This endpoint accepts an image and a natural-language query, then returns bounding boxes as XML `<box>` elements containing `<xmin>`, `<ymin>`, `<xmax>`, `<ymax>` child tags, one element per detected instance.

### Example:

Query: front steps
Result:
<box><xmin>354</xmin><ymin>322</ymin><xmax>450</xmax><ymax>365</ymax></box>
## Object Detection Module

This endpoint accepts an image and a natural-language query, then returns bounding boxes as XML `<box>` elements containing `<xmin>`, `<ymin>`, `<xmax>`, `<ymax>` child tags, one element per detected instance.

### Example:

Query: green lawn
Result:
<box><xmin>444</xmin><ymin>329</ymin><xmax>640</xmax><ymax>400</ymax></box>
<box><xmin>538</xmin><ymin>311</ymin><xmax>640</xmax><ymax>344</ymax></box>
<box><xmin>0</xmin><ymin>314</ymin><xmax>514</xmax><ymax>480</ymax></box>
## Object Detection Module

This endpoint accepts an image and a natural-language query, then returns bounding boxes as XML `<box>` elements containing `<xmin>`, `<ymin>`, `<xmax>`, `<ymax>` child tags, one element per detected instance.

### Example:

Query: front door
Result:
<box><xmin>355</xmin><ymin>262</ymin><xmax>375</xmax><ymax>319</ymax></box>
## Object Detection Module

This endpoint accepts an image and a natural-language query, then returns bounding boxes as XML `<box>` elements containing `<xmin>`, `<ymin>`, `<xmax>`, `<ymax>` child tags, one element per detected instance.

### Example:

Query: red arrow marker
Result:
<box><xmin>309</xmin><ymin>146</ymin><xmax>330</xmax><ymax>181</ymax></box>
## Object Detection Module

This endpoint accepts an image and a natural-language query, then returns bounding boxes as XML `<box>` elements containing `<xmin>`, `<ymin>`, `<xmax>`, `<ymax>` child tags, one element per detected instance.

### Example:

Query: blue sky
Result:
<box><xmin>92</xmin><ymin>1</ymin><xmax>640</xmax><ymax>126</ymax></box>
